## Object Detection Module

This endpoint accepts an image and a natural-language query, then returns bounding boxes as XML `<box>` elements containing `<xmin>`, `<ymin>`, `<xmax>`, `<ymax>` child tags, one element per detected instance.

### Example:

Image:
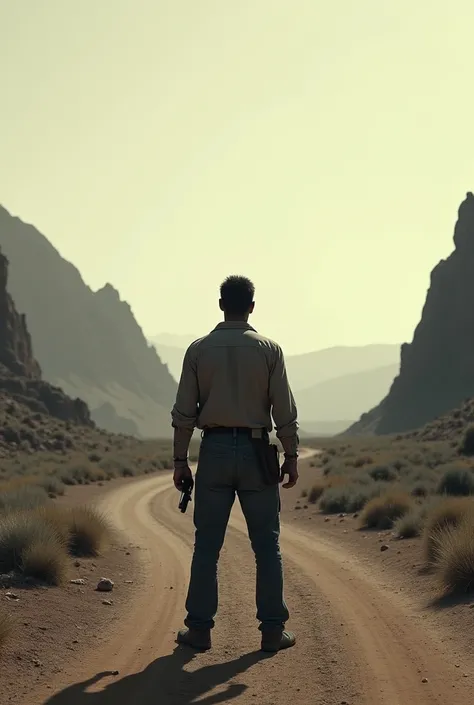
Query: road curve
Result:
<box><xmin>36</xmin><ymin>450</ymin><xmax>471</xmax><ymax>705</ymax></box>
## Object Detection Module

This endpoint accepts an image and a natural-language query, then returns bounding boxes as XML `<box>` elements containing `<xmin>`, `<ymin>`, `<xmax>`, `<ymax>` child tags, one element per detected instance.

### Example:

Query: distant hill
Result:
<box><xmin>294</xmin><ymin>363</ymin><xmax>399</xmax><ymax>425</ymax></box>
<box><xmin>298</xmin><ymin>420</ymin><xmax>354</xmax><ymax>437</ymax></box>
<box><xmin>150</xmin><ymin>341</ymin><xmax>188</xmax><ymax>381</ymax></box>
<box><xmin>348</xmin><ymin>192</ymin><xmax>474</xmax><ymax>435</ymax></box>
<box><xmin>0</xmin><ymin>205</ymin><xmax>177</xmax><ymax>437</ymax></box>
<box><xmin>284</xmin><ymin>344</ymin><xmax>400</xmax><ymax>392</ymax></box>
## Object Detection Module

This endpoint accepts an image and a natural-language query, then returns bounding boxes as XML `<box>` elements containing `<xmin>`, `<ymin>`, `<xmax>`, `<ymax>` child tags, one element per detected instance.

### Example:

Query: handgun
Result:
<box><xmin>179</xmin><ymin>477</ymin><xmax>194</xmax><ymax>514</ymax></box>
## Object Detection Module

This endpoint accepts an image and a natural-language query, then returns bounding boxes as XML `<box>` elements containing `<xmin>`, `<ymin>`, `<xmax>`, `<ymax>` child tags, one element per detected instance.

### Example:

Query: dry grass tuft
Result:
<box><xmin>0</xmin><ymin>511</ymin><xmax>66</xmax><ymax>582</ymax></box>
<box><xmin>423</xmin><ymin>497</ymin><xmax>474</xmax><ymax>563</ymax></box>
<box><xmin>394</xmin><ymin>509</ymin><xmax>423</xmax><ymax>539</ymax></box>
<box><xmin>435</xmin><ymin>514</ymin><xmax>474</xmax><ymax>595</ymax></box>
<box><xmin>67</xmin><ymin>506</ymin><xmax>111</xmax><ymax>557</ymax></box>
<box><xmin>308</xmin><ymin>482</ymin><xmax>326</xmax><ymax>504</ymax></box>
<box><xmin>360</xmin><ymin>491</ymin><xmax>414</xmax><ymax>530</ymax></box>
<box><xmin>21</xmin><ymin>536</ymin><xmax>68</xmax><ymax>585</ymax></box>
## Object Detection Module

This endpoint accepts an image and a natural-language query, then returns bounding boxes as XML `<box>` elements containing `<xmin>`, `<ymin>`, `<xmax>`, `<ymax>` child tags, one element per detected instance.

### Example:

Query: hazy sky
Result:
<box><xmin>1</xmin><ymin>1</ymin><xmax>473</xmax><ymax>354</ymax></box>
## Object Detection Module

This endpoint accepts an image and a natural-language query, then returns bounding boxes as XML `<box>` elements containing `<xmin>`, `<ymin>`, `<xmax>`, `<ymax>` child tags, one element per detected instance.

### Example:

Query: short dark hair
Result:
<box><xmin>220</xmin><ymin>275</ymin><xmax>255</xmax><ymax>314</ymax></box>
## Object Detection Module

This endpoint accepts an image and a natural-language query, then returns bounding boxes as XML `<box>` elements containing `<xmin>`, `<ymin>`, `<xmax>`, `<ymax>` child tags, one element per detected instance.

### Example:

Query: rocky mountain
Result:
<box><xmin>348</xmin><ymin>192</ymin><xmax>474</xmax><ymax>436</ymax></box>
<box><xmin>0</xmin><ymin>205</ymin><xmax>177</xmax><ymax>437</ymax></box>
<box><xmin>0</xmin><ymin>247</ymin><xmax>91</xmax><ymax>435</ymax></box>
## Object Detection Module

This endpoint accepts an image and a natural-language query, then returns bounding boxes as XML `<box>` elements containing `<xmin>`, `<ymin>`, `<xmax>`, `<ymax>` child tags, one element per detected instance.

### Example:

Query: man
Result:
<box><xmin>171</xmin><ymin>275</ymin><xmax>299</xmax><ymax>653</ymax></box>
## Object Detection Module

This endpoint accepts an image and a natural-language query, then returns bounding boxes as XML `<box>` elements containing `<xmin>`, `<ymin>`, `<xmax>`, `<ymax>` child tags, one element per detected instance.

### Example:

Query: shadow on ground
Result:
<box><xmin>43</xmin><ymin>646</ymin><xmax>269</xmax><ymax>705</ymax></box>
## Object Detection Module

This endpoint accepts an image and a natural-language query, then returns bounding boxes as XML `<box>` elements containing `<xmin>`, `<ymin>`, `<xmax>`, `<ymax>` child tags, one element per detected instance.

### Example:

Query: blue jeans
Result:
<box><xmin>184</xmin><ymin>431</ymin><xmax>289</xmax><ymax>632</ymax></box>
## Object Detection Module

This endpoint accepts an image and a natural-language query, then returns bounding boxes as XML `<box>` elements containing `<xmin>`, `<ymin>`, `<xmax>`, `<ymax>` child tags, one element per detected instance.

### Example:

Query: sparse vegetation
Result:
<box><xmin>21</xmin><ymin>535</ymin><xmax>68</xmax><ymax>585</ymax></box>
<box><xmin>67</xmin><ymin>506</ymin><xmax>111</xmax><ymax>557</ymax></box>
<box><xmin>436</xmin><ymin>464</ymin><xmax>474</xmax><ymax>496</ymax></box>
<box><xmin>459</xmin><ymin>424</ymin><xmax>474</xmax><ymax>456</ymax></box>
<box><xmin>360</xmin><ymin>491</ymin><xmax>413</xmax><ymax>530</ymax></box>
<box><xmin>423</xmin><ymin>498</ymin><xmax>474</xmax><ymax>563</ymax></box>
<box><xmin>308</xmin><ymin>482</ymin><xmax>325</xmax><ymax>504</ymax></box>
<box><xmin>434</xmin><ymin>513</ymin><xmax>474</xmax><ymax>595</ymax></box>
<box><xmin>394</xmin><ymin>508</ymin><xmax>423</xmax><ymax>538</ymax></box>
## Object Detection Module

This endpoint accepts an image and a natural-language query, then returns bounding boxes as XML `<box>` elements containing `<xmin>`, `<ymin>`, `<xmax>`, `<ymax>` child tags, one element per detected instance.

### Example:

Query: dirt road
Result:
<box><xmin>37</xmin><ymin>450</ymin><xmax>472</xmax><ymax>705</ymax></box>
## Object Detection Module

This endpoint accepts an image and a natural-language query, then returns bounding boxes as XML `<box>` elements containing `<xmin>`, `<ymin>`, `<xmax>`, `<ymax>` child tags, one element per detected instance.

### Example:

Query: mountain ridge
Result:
<box><xmin>0</xmin><ymin>205</ymin><xmax>177</xmax><ymax>437</ymax></box>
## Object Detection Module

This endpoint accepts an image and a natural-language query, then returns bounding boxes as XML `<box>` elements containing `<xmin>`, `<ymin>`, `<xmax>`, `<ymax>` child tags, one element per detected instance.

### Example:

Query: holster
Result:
<box><xmin>251</xmin><ymin>435</ymin><xmax>281</xmax><ymax>486</ymax></box>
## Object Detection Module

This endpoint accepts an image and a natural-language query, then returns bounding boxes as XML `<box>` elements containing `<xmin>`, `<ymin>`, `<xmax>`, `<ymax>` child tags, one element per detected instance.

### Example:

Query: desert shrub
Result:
<box><xmin>38</xmin><ymin>476</ymin><xmax>65</xmax><ymax>497</ymax></box>
<box><xmin>368</xmin><ymin>465</ymin><xmax>398</xmax><ymax>482</ymax></box>
<box><xmin>36</xmin><ymin>505</ymin><xmax>110</xmax><ymax>557</ymax></box>
<box><xmin>435</xmin><ymin>514</ymin><xmax>474</xmax><ymax>594</ymax></box>
<box><xmin>460</xmin><ymin>425</ymin><xmax>474</xmax><ymax>456</ymax></box>
<box><xmin>60</xmin><ymin>463</ymin><xmax>96</xmax><ymax>486</ymax></box>
<box><xmin>0</xmin><ymin>484</ymin><xmax>50</xmax><ymax>513</ymax></box>
<box><xmin>394</xmin><ymin>509</ymin><xmax>423</xmax><ymax>538</ymax></box>
<box><xmin>360</xmin><ymin>491</ymin><xmax>413</xmax><ymax>530</ymax></box>
<box><xmin>21</xmin><ymin>536</ymin><xmax>68</xmax><ymax>585</ymax></box>
<box><xmin>423</xmin><ymin>497</ymin><xmax>474</xmax><ymax>563</ymax></box>
<box><xmin>319</xmin><ymin>482</ymin><xmax>382</xmax><ymax>514</ymax></box>
<box><xmin>0</xmin><ymin>512</ymin><xmax>66</xmax><ymax>577</ymax></box>
<box><xmin>121</xmin><ymin>466</ymin><xmax>136</xmax><ymax>477</ymax></box>
<box><xmin>68</xmin><ymin>506</ymin><xmax>110</xmax><ymax>557</ymax></box>
<box><xmin>308</xmin><ymin>483</ymin><xmax>325</xmax><ymax>504</ymax></box>
<box><xmin>436</xmin><ymin>465</ymin><xmax>474</xmax><ymax>496</ymax></box>
<box><xmin>352</xmin><ymin>456</ymin><xmax>373</xmax><ymax>468</ymax></box>
<box><xmin>0</xmin><ymin>609</ymin><xmax>13</xmax><ymax>649</ymax></box>
<box><xmin>88</xmin><ymin>452</ymin><xmax>102</xmax><ymax>463</ymax></box>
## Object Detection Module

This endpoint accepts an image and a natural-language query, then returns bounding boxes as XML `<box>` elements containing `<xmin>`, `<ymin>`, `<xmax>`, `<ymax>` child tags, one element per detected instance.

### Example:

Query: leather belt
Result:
<box><xmin>202</xmin><ymin>427</ymin><xmax>267</xmax><ymax>438</ymax></box>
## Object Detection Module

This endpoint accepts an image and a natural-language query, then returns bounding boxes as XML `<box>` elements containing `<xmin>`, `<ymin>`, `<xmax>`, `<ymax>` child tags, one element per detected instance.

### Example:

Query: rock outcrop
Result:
<box><xmin>0</xmin><ymin>248</ymin><xmax>92</xmax><ymax>426</ymax></box>
<box><xmin>348</xmin><ymin>192</ymin><xmax>474</xmax><ymax>435</ymax></box>
<box><xmin>0</xmin><ymin>205</ymin><xmax>177</xmax><ymax>436</ymax></box>
<box><xmin>0</xmin><ymin>250</ymin><xmax>40</xmax><ymax>379</ymax></box>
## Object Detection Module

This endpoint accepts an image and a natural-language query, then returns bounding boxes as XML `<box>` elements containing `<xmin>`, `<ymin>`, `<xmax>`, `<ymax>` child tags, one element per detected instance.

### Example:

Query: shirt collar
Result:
<box><xmin>213</xmin><ymin>321</ymin><xmax>257</xmax><ymax>332</ymax></box>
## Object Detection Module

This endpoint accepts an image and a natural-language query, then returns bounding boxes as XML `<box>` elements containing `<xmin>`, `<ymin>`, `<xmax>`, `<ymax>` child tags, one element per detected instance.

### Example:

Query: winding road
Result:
<box><xmin>38</xmin><ymin>450</ymin><xmax>472</xmax><ymax>704</ymax></box>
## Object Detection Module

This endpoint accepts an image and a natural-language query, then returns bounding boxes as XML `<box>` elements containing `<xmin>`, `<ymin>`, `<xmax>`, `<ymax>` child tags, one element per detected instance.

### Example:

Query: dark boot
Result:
<box><xmin>177</xmin><ymin>628</ymin><xmax>212</xmax><ymax>651</ymax></box>
<box><xmin>261</xmin><ymin>629</ymin><xmax>296</xmax><ymax>653</ymax></box>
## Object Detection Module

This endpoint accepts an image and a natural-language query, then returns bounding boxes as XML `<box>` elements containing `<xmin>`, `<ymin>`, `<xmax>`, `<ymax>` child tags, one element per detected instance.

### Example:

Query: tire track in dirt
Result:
<box><xmin>34</xmin><ymin>450</ymin><xmax>472</xmax><ymax>704</ymax></box>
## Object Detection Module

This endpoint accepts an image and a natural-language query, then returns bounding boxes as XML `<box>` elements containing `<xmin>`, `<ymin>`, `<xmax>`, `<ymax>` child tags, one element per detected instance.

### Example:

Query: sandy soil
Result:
<box><xmin>9</xmin><ymin>449</ymin><xmax>468</xmax><ymax>705</ymax></box>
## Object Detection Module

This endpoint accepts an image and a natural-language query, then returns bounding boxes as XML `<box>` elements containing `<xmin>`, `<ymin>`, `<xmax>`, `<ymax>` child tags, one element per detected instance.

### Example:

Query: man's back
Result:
<box><xmin>172</xmin><ymin>321</ymin><xmax>297</xmax><ymax>439</ymax></box>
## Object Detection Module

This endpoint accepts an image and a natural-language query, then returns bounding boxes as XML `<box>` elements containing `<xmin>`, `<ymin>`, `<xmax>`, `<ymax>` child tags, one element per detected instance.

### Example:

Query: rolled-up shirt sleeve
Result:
<box><xmin>171</xmin><ymin>345</ymin><xmax>199</xmax><ymax>431</ymax></box>
<box><xmin>269</xmin><ymin>344</ymin><xmax>299</xmax><ymax>440</ymax></box>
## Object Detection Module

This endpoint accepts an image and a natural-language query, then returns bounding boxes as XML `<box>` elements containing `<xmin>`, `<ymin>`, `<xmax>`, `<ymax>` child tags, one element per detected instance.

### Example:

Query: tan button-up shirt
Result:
<box><xmin>171</xmin><ymin>321</ymin><xmax>298</xmax><ymax>441</ymax></box>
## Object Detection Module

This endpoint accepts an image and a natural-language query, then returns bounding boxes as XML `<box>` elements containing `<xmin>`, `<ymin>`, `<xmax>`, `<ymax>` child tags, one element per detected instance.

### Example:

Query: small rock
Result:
<box><xmin>97</xmin><ymin>578</ymin><xmax>114</xmax><ymax>592</ymax></box>
<box><xmin>338</xmin><ymin>513</ymin><xmax>346</xmax><ymax>518</ymax></box>
<box><xmin>324</xmin><ymin>517</ymin><xmax>330</xmax><ymax>522</ymax></box>
<box><xmin>70</xmin><ymin>579</ymin><xmax>86</xmax><ymax>585</ymax></box>
<box><xmin>102</xmin><ymin>600</ymin><xmax>113</xmax><ymax>606</ymax></box>
<box><xmin>33</xmin><ymin>659</ymin><xmax>43</xmax><ymax>668</ymax></box>
<box><xmin>124</xmin><ymin>580</ymin><xmax>134</xmax><ymax>584</ymax></box>
<box><xmin>380</xmin><ymin>545</ymin><xmax>389</xmax><ymax>552</ymax></box>
<box><xmin>5</xmin><ymin>592</ymin><xmax>19</xmax><ymax>600</ymax></box>
<box><xmin>74</xmin><ymin>560</ymin><xmax>81</xmax><ymax>568</ymax></box>
<box><xmin>125</xmin><ymin>551</ymin><xmax>131</xmax><ymax>556</ymax></box>
<box><xmin>422</xmin><ymin>678</ymin><xmax>428</xmax><ymax>684</ymax></box>
<box><xmin>352</xmin><ymin>513</ymin><xmax>359</xmax><ymax>519</ymax></box>
<box><xmin>111</xmin><ymin>670</ymin><xmax>119</xmax><ymax>676</ymax></box>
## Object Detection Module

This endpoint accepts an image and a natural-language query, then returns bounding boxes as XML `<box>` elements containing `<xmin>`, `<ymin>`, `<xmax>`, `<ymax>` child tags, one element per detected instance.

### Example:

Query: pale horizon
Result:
<box><xmin>1</xmin><ymin>1</ymin><xmax>473</xmax><ymax>355</ymax></box>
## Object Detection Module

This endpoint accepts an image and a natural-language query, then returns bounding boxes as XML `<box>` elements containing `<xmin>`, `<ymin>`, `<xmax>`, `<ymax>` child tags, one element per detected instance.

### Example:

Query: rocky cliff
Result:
<box><xmin>0</xmin><ymin>205</ymin><xmax>177</xmax><ymax>437</ymax></box>
<box><xmin>348</xmin><ymin>192</ymin><xmax>474</xmax><ymax>435</ymax></box>
<box><xmin>0</xmin><ymin>248</ymin><xmax>91</xmax><ymax>427</ymax></box>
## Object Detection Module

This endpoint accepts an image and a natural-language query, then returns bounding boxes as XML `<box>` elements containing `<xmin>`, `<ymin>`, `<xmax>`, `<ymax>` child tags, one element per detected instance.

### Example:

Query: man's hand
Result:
<box><xmin>279</xmin><ymin>457</ymin><xmax>298</xmax><ymax>489</ymax></box>
<box><xmin>173</xmin><ymin>460</ymin><xmax>193</xmax><ymax>491</ymax></box>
